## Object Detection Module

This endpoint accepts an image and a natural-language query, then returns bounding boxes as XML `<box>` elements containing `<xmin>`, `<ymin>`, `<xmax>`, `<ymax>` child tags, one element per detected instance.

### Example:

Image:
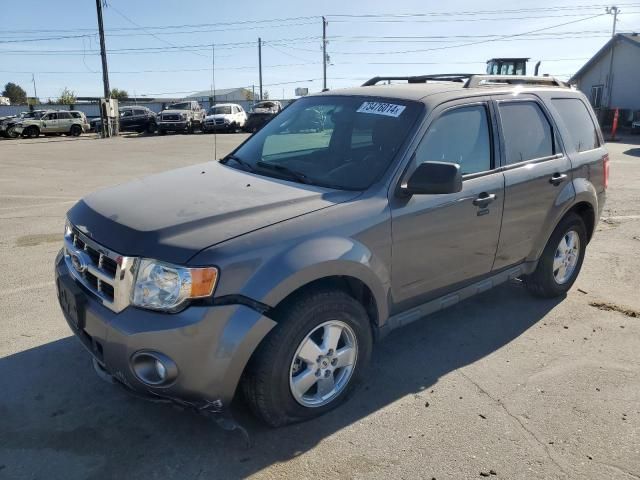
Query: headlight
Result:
<box><xmin>132</xmin><ymin>259</ymin><xmax>218</xmax><ymax>312</ymax></box>
<box><xmin>180</xmin><ymin>113</ymin><xmax>187</xmax><ymax>119</ymax></box>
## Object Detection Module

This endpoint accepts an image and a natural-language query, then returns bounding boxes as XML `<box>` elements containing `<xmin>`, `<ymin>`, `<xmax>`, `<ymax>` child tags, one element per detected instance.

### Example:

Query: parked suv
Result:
<box><xmin>56</xmin><ymin>75</ymin><xmax>608</xmax><ymax>427</ymax></box>
<box><xmin>0</xmin><ymin>110</ymin><xmax>48</xmax><ymax>138</ymax></box>
<box><xmin>157</xmin><ymin>100</ymin><xmax>204</xmax><ymax>134</ymax></box>
<box><xmin>15</xmin><ymin>110</ymin><xmax>88</xmax><ymax>138</ymax></box>
<box><xmin>202</xmin><ymin>103</ymin><xmax>247</xmax><ymax>132</ymax></box>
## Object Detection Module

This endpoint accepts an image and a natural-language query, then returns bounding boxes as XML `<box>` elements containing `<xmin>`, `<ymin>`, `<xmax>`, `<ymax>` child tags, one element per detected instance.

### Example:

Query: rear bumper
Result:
<box><xmin>55</xmin><ymin>251</ymin><xmax>276</xmax><ymax>411</ymax></box>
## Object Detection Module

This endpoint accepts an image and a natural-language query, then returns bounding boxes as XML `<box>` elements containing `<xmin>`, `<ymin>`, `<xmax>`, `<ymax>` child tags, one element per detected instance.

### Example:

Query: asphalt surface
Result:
<box><xmin>0</xmin><ymin>132</ymin><xmax>639</xmax><ymax>480</ymax></box>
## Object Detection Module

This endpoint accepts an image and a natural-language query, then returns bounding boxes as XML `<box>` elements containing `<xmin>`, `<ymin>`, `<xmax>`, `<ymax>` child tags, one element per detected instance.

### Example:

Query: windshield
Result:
<box><xmin>228</xmin><ymin>96</ymin><xmax>423</xmax><ymax>190</ymax></box>
<box><xmin>208</xmin><ymin>106</ymin><xmax>232</xmax><ymax>115</ymax></box>
<box><xmin>167</xmin><ymin>102</ymin><xmax>191</xmax><ymax>110</ymax></box>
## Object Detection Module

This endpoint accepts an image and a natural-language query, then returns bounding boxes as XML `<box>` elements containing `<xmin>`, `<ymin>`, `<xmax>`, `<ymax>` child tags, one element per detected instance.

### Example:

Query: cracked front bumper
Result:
<box><xmin>55</xmin><ymin>251</ymin><xmax>276</xmax><ymax>410</ymax></box>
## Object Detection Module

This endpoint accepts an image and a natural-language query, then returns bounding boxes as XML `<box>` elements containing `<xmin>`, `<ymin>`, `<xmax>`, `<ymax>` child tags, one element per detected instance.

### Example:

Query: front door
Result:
<box><xmin>390</xmin><ymin>99</ymin><xmax>505</xmax><ymax>310</ymax></box>
<box><xmin>40</xmin><ymin>112</ymin><xmax>58</xmax><ymax>133</ymax></box>
<box><xmin>491</xmin><ymin>96</ymin><xmax>574</xmax><ymax>270</ymax></box>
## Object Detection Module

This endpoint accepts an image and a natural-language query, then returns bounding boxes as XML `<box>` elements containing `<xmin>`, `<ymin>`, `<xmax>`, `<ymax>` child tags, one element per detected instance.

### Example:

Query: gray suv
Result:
<box><xmin>55</xmin><ymin>75</ymin><xmax>608</xmax><ymax>427</ymax></box>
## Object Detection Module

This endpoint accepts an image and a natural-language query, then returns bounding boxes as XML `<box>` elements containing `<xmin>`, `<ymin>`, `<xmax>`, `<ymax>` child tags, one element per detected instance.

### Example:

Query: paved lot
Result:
<box><xmin>0</xmin><ymin>133</ymin><xmax>639</xmax><ymax>480</ymax></box>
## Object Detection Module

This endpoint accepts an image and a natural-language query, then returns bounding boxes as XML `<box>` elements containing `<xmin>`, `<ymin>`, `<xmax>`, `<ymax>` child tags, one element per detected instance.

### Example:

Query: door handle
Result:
<box><xmin>549</xmin><ymin>173</ymin><xmax>568</xmax><ymax>186</ymax></box>
<box><xmin>472</xmin><ymin>192</ymin><xmax>496</xmax><ymax>207</ymax></box>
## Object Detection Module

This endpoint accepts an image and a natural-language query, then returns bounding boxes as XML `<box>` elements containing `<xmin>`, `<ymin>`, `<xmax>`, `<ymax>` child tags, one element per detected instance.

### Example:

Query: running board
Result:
<box><xmin>381</xmin><ymin>265</ymin><xmax>525</xmax><ymax>337</ymax></box>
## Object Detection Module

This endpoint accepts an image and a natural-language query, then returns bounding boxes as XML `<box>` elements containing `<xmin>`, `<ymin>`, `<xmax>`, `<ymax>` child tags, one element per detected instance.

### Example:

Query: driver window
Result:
<box><xmin>415</xmin><ymin>104</ymin><xmax>492</xmax><ymax>175</ymax></box>
<box><xmin>262</xmin><ymin>105</ymin><xmax>334</xmax><ymax>158</ymax></box>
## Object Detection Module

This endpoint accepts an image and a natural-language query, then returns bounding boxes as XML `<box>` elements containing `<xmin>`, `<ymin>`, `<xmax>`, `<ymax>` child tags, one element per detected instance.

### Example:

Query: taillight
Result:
<box><xmin>603</xmin><ymin>154</ymin><xmax>610</xmax><ymax>189</ymax></box>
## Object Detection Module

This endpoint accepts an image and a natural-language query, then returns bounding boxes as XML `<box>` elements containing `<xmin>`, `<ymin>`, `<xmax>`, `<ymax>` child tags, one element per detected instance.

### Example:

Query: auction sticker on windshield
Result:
<box><xmin>357</xmin><ymin>101</ymin><xmax>406</xmax><ymax>117</ymax></box>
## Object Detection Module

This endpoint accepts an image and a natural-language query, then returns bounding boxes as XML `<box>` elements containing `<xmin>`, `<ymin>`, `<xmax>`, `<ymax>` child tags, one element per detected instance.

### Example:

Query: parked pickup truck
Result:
<box><xmin>157</xmin><ymin>100</ymin><xmax>204</xmax><ymax>134</ymax></box>
<box><xmin>56</xmin><ymin>74</ymin><xmax>607</xmax><ymax>428</ymax></box>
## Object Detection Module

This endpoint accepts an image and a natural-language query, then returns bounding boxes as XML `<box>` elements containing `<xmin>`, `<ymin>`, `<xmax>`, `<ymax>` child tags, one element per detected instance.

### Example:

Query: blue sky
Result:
<box><xmin>1</xmin><ymin>0</ymin><xmax>639</xmax><ymax>100</ymax></box>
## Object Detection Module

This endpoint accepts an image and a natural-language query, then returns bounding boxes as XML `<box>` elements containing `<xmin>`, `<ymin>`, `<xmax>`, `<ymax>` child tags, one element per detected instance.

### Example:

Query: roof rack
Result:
<box><xmin>362</xmin><ymin>74</ymin><xmax>568</xmax><ymax>89</ymax></box>
<box><xmin>464</xmin><ymin>75</ymin><xmax>568</xmax><ymax>88</ymax></box>
<box><xmin>361</xmin><ymin>74</ymin><xmax>474</xmax><ymax>86</ymax></box>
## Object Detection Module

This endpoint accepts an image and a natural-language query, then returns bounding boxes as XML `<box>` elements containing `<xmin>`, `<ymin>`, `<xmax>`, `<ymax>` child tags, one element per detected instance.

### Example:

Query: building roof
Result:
<box><xmin>570</xmin><ymin>32</ymin><xmax>640</xmax><ymax>82</ymax></box>
<box><xmin>186</xmin><ymin>88</ymin><xmax>250</xmax><ymax>98</ymax></box>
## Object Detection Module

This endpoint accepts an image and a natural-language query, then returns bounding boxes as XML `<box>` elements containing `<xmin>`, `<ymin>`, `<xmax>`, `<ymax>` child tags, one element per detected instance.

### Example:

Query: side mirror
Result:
<box><xmin>402</xmin><ymin>161</ymin><xmax>462</xmax><ymax>195</ymax></box>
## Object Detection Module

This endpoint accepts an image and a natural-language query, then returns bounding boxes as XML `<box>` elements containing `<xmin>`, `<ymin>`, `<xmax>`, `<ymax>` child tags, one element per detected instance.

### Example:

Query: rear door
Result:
<box><xmin>57</xmin><ymin>111</ymin><xmax>73</xmax><ymax>132</ymax></box>
<box><xmin>491</xmin><ymin>95</ymin><xmax>574</xmax><ymax>270</ymax></box>
<box><xmin>390</xmin><ymin>98</ymin><xmax>505</xmax><ymax>308</ymax></box>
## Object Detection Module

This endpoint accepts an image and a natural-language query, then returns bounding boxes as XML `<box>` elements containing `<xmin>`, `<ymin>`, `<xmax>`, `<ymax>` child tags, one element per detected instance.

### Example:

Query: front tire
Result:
<box><xmin>242</xmin><ymin>289</ymin><xmax>373</xmax><ymax>427</ymax></box>
<box><xmin>524</xmin><ymin>213</ymin><xmax>587</xmax><ymax>298</ymax></box>
<box><xmin>23</xmin><ymin>126</ymin><xmax>39</xmax><ymax>138</ymax></box>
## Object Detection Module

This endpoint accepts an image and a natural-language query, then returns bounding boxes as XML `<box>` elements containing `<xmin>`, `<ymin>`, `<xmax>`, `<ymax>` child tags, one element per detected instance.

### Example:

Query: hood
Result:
<box><xmin>160</xmin><ymin>109</ymin><xmax>186</xmax><ymax>116</ymax></box>
<box><xmin>67</xmin><ymin>162</ymin><xmax>359</xmax><ymax>264</ymax></box>
<box><xmin>205</xmin><ymin>113</ymin><xmax>231</xmax><ymax>121</ymax></box>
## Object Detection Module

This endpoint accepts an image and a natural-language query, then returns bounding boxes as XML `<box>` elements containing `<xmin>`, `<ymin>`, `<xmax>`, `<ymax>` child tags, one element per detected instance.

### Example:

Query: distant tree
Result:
<box><xmin>262</xmin><ymin>90</ymin><xmax>269</xmax><ymax>100</ymax></box>
<box><xmin>57</xmin><ymin>87</ymin><xmax>77</xmax><ymax>105</ymax></box>
<box><xmin>110</xmin><ymin>88</ymin><xmax>129</xmax><ymax>100</ymax></box>
<box><xmin>243</xmin><ymin>89</ymin><xmax>254</xmax><ymax>101</ymax></box>
<box><xmin>2</xmin><ymin>82</ymin><xmax>28</xmax><ymax>104</ymax></box>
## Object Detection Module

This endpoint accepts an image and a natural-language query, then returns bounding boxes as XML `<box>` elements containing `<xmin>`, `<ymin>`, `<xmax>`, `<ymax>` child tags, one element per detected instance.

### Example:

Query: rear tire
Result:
<box><xmin>524</xmin><ymin>213</ymin><xmax>587</xmax><ymax>298</ymax></box>
<box><xmin>70</xmin><ymin>124</ymin><xmax>82</xmax><ymax>137</ymax></box>
<box><xmin>242</xmin><ymin>289</ymin><xmax>373</xmax><ymax>427</ymax></box>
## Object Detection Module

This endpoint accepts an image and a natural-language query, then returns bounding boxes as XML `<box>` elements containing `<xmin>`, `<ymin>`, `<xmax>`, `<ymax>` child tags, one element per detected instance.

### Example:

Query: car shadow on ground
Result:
<box><xmin>623</xmin><ymin>147</ymin><xmax>640</xmax><ymax>157</ymax></box>
<box><xmin>0</xmin><ymin>281</ymin><xmax>562</xmax><ymax>479</ymax></box>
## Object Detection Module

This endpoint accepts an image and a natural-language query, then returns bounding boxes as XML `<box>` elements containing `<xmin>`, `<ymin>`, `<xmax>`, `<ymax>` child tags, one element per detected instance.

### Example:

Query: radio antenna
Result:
<box><xmin>212</xmin><ymin>42</ymin><xmax>217</xmax><ymax>161</ymax></box>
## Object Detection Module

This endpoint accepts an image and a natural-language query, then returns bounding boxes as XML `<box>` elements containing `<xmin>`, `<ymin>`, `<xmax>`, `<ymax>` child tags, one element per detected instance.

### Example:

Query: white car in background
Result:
<box><xmin>202</xmin><ymin>103</ymin><xmax>247</xmax><ymax>133</ymax></box>
<box><xmin>251</xmin><ymin>100</ymin><xmax>282</xmax><ymax>114</ymax></box>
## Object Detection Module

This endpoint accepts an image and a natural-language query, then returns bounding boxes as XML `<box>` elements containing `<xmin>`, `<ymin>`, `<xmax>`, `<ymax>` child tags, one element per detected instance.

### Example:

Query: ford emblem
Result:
<box><xmin>70</xmin><ymin>250</ymin><xmax>89</xmax><ymax>273</ymax></box>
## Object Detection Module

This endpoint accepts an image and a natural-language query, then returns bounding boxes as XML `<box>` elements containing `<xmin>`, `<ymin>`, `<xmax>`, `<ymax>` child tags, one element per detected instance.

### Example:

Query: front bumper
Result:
<box><xmin>202</xmin><ymin>122</ymin><xmax>231</xmax><ymax>132</ymax></box>
<box><xmin>158</xmin><ymin>121</ymin><xmax>188</xmax><ymax>131</ymax></box>
<box><xmin>55</xmin><ymin>251</ymin><xmax>276</xmax><ymax>411</ymax></box>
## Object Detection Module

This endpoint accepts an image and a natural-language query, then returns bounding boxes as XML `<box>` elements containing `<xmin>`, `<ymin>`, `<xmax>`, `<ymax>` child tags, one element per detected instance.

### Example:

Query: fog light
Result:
<box><xmin>131</xmin><ymin>351</ymin><xmax>177</xmax><ymax>386</ymax></box>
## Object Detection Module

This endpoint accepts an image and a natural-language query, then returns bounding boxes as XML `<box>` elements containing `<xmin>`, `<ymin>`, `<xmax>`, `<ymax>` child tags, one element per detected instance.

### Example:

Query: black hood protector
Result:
<box><xmin>67</xmin><ymin>162</ymin><xmax>358</xmax><ymax>264</ymax></box>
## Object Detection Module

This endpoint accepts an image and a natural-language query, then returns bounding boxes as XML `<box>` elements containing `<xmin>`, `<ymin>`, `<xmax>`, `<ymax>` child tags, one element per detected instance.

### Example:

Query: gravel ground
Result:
<box><xmin>0</xmin><ymin>132</ymin><xmax>638</xmax><ymax>480</ymax></box>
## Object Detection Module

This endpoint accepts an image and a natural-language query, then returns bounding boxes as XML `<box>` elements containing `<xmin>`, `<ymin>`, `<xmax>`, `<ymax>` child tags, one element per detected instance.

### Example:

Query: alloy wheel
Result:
<box><xmin>553</xmin><ymin>230</ymin><xmax>580</xmax><ymax>284</ymax></box>
<box><xmin>289</xmin><ymin>320</ymin><xmax>358</xmax><ymax>408</ymax></box>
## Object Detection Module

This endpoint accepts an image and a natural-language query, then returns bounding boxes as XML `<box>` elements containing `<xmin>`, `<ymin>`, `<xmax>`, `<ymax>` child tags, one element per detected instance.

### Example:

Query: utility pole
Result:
<box><xmin>258</xmin><ymin>38</ymin><xmax>263</xmax><ymax>100</ymax></box>
<box><xmin>31</xmin><ymin>74</ymin><xmax>37</xmax><ymax>103</ymax></box>
<box><xmin>95</xmin><ymin>0</ymin><xmax>112</xmax><ymax>137</ymax></box>
<box><xmin>322</xmin><ymin>16</ymin><xmax>328</xmax><ymax>91</ymax></box>
<box><xmin>605</xmin><ymin>6</ymin><xmax>620</xmax><ymax>111</ymax></box>
<box><xmin>606</xmin><ymin>5</ymin><xmax>620</xmax><ymax>36</ymax></box>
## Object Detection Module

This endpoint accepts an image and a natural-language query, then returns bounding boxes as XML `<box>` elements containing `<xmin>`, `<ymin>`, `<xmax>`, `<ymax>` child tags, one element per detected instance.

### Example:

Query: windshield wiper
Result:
<box><xmin>256</xmin><ymin>161</ymin><xmax>310</xmax><ymax>184</ymax></box>
<box><xmin>220</xmin><ymin>154</ymin><xmax>255</xmax><ymax>172</ymax></box>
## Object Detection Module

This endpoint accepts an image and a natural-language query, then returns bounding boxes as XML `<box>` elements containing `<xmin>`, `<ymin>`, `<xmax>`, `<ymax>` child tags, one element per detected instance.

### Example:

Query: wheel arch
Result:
<box><xmin>270</xmin><ymin>274</ymin><xmax>382</xmax><ymax>335</ymax></box>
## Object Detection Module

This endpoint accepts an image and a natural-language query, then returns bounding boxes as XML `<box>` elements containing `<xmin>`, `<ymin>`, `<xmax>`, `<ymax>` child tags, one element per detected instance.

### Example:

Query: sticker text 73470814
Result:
<box><xmin>356</xmin><ymin>101</ymin><xmax>406</xmax><ymax>118</ymax></box>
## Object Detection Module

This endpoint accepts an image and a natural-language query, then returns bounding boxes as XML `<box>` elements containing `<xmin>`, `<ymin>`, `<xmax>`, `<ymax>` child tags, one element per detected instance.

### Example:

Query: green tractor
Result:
<box><xmin>486</xmin><ymin>58</ymin><xmax>542</xmax><ymax>76</ymax></box>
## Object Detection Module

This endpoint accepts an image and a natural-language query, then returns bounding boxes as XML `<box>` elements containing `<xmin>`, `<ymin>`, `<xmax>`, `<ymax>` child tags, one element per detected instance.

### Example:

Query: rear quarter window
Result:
<box><xmin>551</xmin><ymin>98</ymin><xmax>600</xmax><ymax>152</ymax></box>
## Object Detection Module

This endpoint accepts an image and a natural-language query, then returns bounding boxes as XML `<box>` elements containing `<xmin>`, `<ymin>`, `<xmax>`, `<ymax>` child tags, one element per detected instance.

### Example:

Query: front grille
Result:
<box><xmin>64</xmin><ymin>226</ymin><xmax>137</xmax><ymax>313</ymax></box>
<box><xmin>215</xmin><ymin>118</ymin><xmax>225</xmax><ymax>125</ymax></box>
<box><xmin>161</xmin><ymin>114</ymin><xmax>181</xmax><ymax>121</ymax></box>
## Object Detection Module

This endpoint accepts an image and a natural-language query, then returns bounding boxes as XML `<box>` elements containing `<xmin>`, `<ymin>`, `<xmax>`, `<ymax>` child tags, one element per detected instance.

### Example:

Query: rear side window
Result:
<box><xmin>416</xmin><ymin>105</ymin><xmax>492</xmax><ymax>175</ymax></box>
<box><xmin>551</xmin><ymin>98</ymin><xmax>600</xmax><ymax>152</ymax></box>
<box><xmin>58</xmin><ymin>112</ymin><xmax>71</xmax><ymax>119</ymax></box>
<box><xmin>498</xmin><ymin>102</ymin><xmax>554</xmax><ymax>164</ymax></box>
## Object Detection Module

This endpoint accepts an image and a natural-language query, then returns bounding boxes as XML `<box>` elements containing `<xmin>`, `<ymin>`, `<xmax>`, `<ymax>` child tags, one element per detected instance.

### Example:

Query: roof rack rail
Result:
<box><xmin>362</xmin><ymin>74</ymin><xmax>474</xmax><ymax>86</ymax></box>
<box><xmin>464</xmin><ymin>75</ymin><xmax>568</xmax><ymax>88</ymax></box>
